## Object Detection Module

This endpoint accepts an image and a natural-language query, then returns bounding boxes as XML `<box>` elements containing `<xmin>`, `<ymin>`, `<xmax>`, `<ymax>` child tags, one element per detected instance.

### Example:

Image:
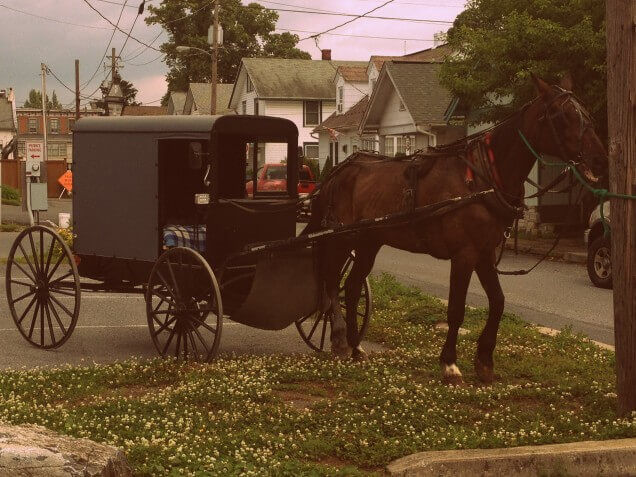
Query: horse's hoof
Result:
<box><xmin>474</xmin><ymin>357</ymin><xmax>495</xmax><ymax>384</ymax></box>
<box><xmin>331</xmin><ymin>342</ymin><xmax>352</xmax><ymax>359</ymax></box>
<box><xmin>352</xmin><ymin>346</ymin><xmax>368</xmax><ymax>362</ymax></box>
<box><xmin>441</xmin><ymin>363</ymin><xmax>463</xmax><ymax>385</ymax></box>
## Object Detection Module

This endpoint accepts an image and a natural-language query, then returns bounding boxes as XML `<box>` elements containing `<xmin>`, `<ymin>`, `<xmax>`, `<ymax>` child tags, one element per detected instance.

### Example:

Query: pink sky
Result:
<box><xmin>0</xmin><ymin>0</ymin><xmax>466</xmax><ymax>106</ymax></box>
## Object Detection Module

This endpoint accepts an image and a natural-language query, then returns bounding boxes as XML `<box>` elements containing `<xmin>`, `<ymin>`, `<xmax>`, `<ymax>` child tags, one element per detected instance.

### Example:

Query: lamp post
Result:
<box><xmin>175</xmin><ymin>45</ymin><xmax>217</xmax><ymax>115</ymax></box>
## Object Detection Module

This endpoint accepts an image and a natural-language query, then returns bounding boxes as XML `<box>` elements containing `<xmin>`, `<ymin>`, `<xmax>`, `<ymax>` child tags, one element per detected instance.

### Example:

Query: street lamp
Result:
<box><xmin>176</xmin><ymin>45</ymin><xmax>217</xmax><ymax>114</ymax></box>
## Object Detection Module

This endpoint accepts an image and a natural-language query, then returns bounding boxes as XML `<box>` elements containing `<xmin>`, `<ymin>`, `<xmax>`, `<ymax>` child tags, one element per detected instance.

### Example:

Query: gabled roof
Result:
<box><xmin>361</xmin><ymin>61</ymin><xmax>454</xmax><ymax>132</ymax></box>
<box><xmin>369</xmin><ymin>44</ymin><xmax>452</xmax><ymax>72</ymax></box>
<box><xmin>315</xmin><ymin>96</ymin><xmax>369</xmax><ymax>132</ymax></box>
<box><xmin>168</xmin><ymin>91</ymin><xmax>186</xmax><ymax>114</ymax></box>
<box><xmin>189</xmin><ymin>83</ymin><xmax>235</xmax><ymax>114</ymax></box>
<box><xmin>0</xmin><ymin>97</ymin><xmax>15</xmax><ymax>131</ymax></box>
<box><xmin>121</xmin><ymin>105</ymin><xmax>168</xmax><ymax>116</ymax></box>
<box><xmin>230</xmin><ymin>58</ymin><xmax>367</xmax><ymax>106</ymax></box>
<box><xmin>335</xmin><ymin>66</ymin><xmax>368</xmax><ymax>83</ymax></box>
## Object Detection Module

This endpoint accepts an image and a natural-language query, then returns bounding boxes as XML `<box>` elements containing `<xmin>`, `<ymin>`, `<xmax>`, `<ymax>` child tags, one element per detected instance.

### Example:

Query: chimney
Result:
<box><xmin>321</xmin><ymin>49</ymin><xmax>332</xmax><ymax>61</ymax></box>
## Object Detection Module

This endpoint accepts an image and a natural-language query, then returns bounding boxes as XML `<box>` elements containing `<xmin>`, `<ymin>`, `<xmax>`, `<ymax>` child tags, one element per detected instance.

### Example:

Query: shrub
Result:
<box><xmin>1</xmin><ymin>185</ymin><xmax>20</xmax><ymax>201</ymax></box>
<box><xmin>319</xmin><ymin>156</ymin><xmax>333</xmax><ymax>182</ymax></box>
<box><xmin>302</xmin><ymin>157</ymin><xmax>320</xmax><ymax>180</ymax></box>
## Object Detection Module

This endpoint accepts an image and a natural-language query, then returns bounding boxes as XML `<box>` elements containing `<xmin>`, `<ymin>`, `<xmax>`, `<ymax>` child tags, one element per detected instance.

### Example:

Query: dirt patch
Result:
<box><xmin>272</xmin><ymin>390</ymin><xmax>327</xmax><ymax>411</ymax></box>
<box><xmin>61</xmin><ymin>384</ymin><xmax>160</xmax><ymax>407</ymax></box>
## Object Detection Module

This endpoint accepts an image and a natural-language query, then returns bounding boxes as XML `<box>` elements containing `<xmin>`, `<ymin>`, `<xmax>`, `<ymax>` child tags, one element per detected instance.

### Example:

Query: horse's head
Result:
<box><xmin>530</xmin><ymin>74</ymin><xmax>607</xmax><ymax>183</ymax></box>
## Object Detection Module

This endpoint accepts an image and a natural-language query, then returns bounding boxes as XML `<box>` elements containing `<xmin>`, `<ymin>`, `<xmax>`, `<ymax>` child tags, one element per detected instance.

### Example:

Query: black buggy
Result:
<box><xmin>4</xmin><ymin>115</ymin><xmax>371</xmax><ymax>361</ymax></box>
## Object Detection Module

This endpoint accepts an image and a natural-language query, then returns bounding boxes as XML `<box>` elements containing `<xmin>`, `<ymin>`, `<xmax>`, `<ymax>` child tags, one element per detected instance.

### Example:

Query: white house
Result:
<box><xmin>360</xmin><ymin>61</ymin><xmax>466</xmax><ymax>155</ymax></box>
<box><xmin>183</xmin><ymin>83</ymin><xmax>235</xmax><ymax>115</ymax></box>
<box><xmin>0</xmin><ymin>88</ymin><xmax>17</xmax><ymax>159</ymax></box>
<box><xmin>228</xmin><ymin>55</ymin><xmax>366</xmax><ymax>165</ymax></box>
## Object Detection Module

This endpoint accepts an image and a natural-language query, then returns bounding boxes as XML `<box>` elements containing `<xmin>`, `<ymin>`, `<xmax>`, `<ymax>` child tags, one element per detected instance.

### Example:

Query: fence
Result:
<box><xmin>1</xmin><ymin>160</ymin><xmax>68</xmax><ymax>198</ymax></box>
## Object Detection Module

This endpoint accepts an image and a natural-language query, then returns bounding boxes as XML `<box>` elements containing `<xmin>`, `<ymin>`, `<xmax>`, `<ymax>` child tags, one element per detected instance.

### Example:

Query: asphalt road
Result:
<box><xmin>373</xmin><ymin>247</ymin><xmax>614</xmax><ymax>345</ymax></box>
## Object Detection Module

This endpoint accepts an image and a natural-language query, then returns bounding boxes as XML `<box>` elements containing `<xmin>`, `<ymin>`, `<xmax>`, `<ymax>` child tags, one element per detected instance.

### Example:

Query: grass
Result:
<box><xmin>0</xmin><ymin>223</ymin><xmax>23</xmax><ymax>232</ymax></box>
<box><xmin>0</xmin><ymin>274</ymin><xmax>633</xmax><ymax>476</ymax></box>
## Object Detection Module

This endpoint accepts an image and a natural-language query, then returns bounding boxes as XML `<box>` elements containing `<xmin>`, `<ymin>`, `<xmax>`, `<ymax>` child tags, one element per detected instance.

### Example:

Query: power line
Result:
<box><xmin>126</xmin><ymin>53</ymin><xmax>165</xmax><ymax>66</ymax></box>
<box><xmin>81</xmin><ymin>0</ymin><xmax>129</xmax><ymax>91</ymax></box>
<box><xmin>122</xmin><ymin>30</ymin><xmax>163</xmax><ymax>61</ymax></box>
<box><xmin>276</xmin><ymin>27</ymin><xmax>436</xmax><ymax>42</ymax></box>
<box><xmin>81</xmin><ymin>0</ymin><xmax>162</xmax><ymax>52</ymax></box>
<box><xmin>0</xmin><ymin>2</ymin><xmax>111</xmax><ymax>29</ymax></box>
<box><xmin>300</xmin><ymin>0</ymin><xmax>397</xmax><ymax>41</ymax></box>
<box><xmin>119</xmin><ymin>3</ymin><xmax>142</xmax><ymax>56</ymax></box>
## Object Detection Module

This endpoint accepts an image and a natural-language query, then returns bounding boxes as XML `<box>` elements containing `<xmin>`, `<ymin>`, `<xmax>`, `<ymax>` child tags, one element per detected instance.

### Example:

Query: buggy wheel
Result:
<box><xmin>295</xmin><ymin>253</ymin><xmax>372</xmax><ymax>352</ymax></box>
<box><xmin>6</xmin><ymin>225</ymin><xmax>80</xmax><ymax>349</ymax></box>
<box><xmin>146</xmin><ymin>247</ymin><xmax>223</xmax><ymax>362</ymax></box>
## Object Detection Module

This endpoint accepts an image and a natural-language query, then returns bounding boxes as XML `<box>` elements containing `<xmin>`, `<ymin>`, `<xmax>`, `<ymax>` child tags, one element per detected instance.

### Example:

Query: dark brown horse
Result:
<box><xmin>304</xmin><ymin>75</ymin><xmax>607</xmax><ymax>384</ymax></box>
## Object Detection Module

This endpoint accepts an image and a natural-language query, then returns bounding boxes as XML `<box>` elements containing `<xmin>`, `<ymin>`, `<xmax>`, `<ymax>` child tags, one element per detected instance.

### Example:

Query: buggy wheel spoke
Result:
<box><xmin>183</xmin><ymin>323</ymin><xmax>189</xmax><ymax>358</ymax></box>
<box><xmin>165</xmin><ymin>257</ymin><xmax>181</xmax><ymax>299</ymax></box>
<box><xmin>11</xmin><ymin>289</ymin><xmax>36</xmax><ymax>305</ymax></box>
<box><xmin>47</xmin><ymin>298</ymin><xmax>67</xmax><ymax>335</ymax></box>
<box><xmin>151</xmin><ymin>289</ymin><xmax>176</xmax><ymax>308</ymax></box>
<box><xmin>49</xmin><ymin>271</ymin><xmax>74</xmax><ymax>286</ymax></box>
<box><xmin>18</xmin><ymin>243</ymin><xmax>39</xmax><ymax>280</ymax></box>
<box><xmin>187</xmin><ymin>327</ymin><xmax>200</xmax><ymax>360</ymax></box>
<box><xmin>28</xmin><ymin>231</ymin><xmax>41</xmax><ymax>276</ymax></box>
<box><xmin>44</xmin><ymin>235</ymin><xmax>56</xmax><ymax>276</ymax></box>
<box><xmin>40</xmin><ymin>298</ymin><xmax>45</xmax><ymax>346</ymax></box>
<box><xmin>44</xmin><ymin>301</ymin><xmax>56</xmax><ymax>346</ymax></box>
<box><xmin>297</xmin><ymin>313</ymin><xmax>312</xmax><ymax>325</ymax></box>
<box><xmin>39</xmin><ymin>229</ymin><xmax>44</xmax><ymax>276</ymax></box>
<box><xmin>306</xmin><ymin>314</ymin><xmax>322</xmax><ymax>342</ymax></box>
<box><xmin>46</xmin><ymin>253</ymin><xmax>65</xmax><ymax>281</ymax></box>
<box><xmin>188</xmin><ymin>321</ymin><xmax>210</xmax><ymax>356</ymax></box>
<box><xmin>188</xmin><ymin>315</ymin><xmax>217</xmax><ymax>334</ymax></box>
<box><xmin>319</xmin><ymin>314</ymin><xmax>328</xmax><ymax>350</ymax></box>
<box><xmin>12</xmin><ymin>260</ymin><xmax>36</xmax><ymax>283</ymax></box>
<box><xmin>10</xmin><ymin>279</ymin><xmax>36</xmax><ymax>288</ymax></box>
<box><xmin>152</xmin><ymin>316</ymin><xmax>177</xmax><ymax>336</ymax></box>
<box><xmin>174</xmin><ymin>328</ymin><xmax>182</xmax><ymax>358</ymax></box>
<box><xmin>161</xmin><ymin>325</ymin><xmax>178</xmax><ymax>356</ymax></box>
<box><xmin>49</xmin><ymin>287</ymin><xmax>77</xmax><ymax>297</ymax></box>
<box><xmin>155</xmin><ymin>269</ymin><xmax>177</xmax><ymax>300</ymax></box>
<box><xmin>27</xmin><ymin>300</ymin><xmax>40</xmax><ymax>339</ymax></box>
<box><xmin>18</xmin><ymin>295</ymin><xmax>38</xmax><ymax>325</ymax></box>
<box><xmin>49</xmin><ymin>293</ymin><xmax>75</xmax><ymax>319</ymax></box>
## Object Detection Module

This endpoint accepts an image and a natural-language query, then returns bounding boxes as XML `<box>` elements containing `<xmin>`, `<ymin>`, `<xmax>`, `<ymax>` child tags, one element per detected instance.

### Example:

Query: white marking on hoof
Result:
<box><xmin>355</xmin><ymin>345</ymin><xmax>365</xmax><ymax>354</ymax></box>
<box><xmin>442</xmin><ymin>363</ymin><xmax>462</xmax><ymax>378</ymax></box>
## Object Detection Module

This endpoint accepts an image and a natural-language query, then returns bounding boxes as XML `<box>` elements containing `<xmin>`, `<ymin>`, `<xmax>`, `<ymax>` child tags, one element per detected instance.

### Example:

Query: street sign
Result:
<box><xmin>26</xmin><ymin>142</ymin><xmax>43</xmax><ymax>161</ymax></box>
<box><xmin>58</xmin><ymin>170</ymin><xmax>73</xmax><ymax>192</ymax></box>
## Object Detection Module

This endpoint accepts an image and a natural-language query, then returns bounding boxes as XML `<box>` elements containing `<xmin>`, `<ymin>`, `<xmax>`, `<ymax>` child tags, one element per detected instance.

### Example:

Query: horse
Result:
<box><xmin>303</xmin><ymin>75</ymin><xmax>607</xmax><ymax>384</ymax></box>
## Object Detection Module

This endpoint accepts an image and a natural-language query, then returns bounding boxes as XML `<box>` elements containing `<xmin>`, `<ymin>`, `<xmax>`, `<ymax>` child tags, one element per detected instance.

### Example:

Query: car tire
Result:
<box><xmin>587</xmin><ymin>236</ymin><xmax>612</xmax><ymax>289</ymax></box>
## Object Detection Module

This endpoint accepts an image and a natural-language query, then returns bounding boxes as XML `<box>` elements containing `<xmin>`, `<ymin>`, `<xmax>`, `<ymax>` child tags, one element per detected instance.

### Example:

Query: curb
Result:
<box><xmin>386</xmin><ymin>438</ymin><xmax>636</xmax><ymax>476</ymax></box>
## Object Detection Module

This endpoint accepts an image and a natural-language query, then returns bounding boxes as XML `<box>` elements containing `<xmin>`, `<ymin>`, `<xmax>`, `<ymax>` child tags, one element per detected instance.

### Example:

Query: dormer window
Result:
<box><xmin>246</xmin><ymin>76</ymin><xmax>254</xmax><ymax>93</ymax></box>
<box><xmin>399</xmin><ymin>101</ymin><xmax>406</xmax><ymax>111</ymax></box>
<box><xmin>337</xmin><ymin>86</ymin><xmax>344</xmax><ymax>113</ymax></box>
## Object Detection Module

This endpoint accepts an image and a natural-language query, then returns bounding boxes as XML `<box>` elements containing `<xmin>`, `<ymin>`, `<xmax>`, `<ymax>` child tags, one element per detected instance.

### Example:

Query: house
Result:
<box><xmin>121</xmin><ymin>105</ymin><xmax>168</xmax><ymax>116</ymax></box>
<box><xmin>15</xmin><ymin>106</ymin><xmax>102</xmax><ymax>163</ymax></box>
<box><xmin>183</xmin><ymin>83</ymin><xmax>235</xmax><ymax>115</ymax></box>
<box><xmin>313</xmin><ymin>44</ymin><xmax>455</xmax><ymax>165</ymax></box>
<box><xmin>228</xmin><ymin>53</ymin><xmax>367</xmax><ymax>164</ymax></box>
<box><xmin>360</xmin><ymin>61</ymin><xmax>466</xmax><ymax>155</ymax></box>
<box><xmin>0</xmin><ymin>88</ymin><xmax>17</xmax><ymax>159</ymax></box>
<box><xmin>167</xmin><ymin>91</ymin><xmax>186</xmax><ymax>115</ymax></box>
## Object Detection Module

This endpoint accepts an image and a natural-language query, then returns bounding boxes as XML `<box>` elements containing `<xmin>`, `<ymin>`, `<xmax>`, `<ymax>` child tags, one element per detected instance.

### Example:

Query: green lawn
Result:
<box><xmin>0</xmin><ymin>274</ymin><xmax>633</xmax><ymax>476</ymax></box>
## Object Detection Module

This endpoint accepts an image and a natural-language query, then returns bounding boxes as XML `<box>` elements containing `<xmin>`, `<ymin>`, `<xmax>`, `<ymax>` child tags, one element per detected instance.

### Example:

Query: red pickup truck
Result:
<box><xmin>245</xmin><ymin>163</ymin><xmax>317</xmax><ymax>197</ymax></box>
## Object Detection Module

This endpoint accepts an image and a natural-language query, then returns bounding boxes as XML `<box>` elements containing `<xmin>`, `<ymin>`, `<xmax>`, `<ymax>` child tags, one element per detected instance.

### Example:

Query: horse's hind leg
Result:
<box><xmin>325</xmin><ymin>247</ymin><xmax>353</xmax><ymax>358</ymax></box>
<box><xmin>473</xmin><ymin>252</ymin><xmax>504</xmax><ymax>383</ymax></box>
<box><xmin>440</xmin><ymin>249</ymin><xmax>477</xmax><ymax>384</ymax></box>
<box><xmin>344</xmin><ymin>244</ymin><xmax>381</xmax><ymax>361</ymax></box>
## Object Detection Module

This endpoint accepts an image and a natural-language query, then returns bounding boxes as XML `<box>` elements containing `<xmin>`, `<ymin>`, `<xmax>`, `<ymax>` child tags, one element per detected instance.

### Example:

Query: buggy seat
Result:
<box><xmin>163</xmin><ymin>225</ymin><xmax>206</xmax><ymax>253</ymax></box>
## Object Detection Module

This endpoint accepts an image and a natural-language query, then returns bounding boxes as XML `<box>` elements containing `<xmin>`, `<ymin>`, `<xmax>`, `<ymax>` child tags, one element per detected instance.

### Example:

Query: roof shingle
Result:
<box><xmin>316</xmin><ymin>96</ymin><xmax>369</xmax><ymax>132</ymax></box>
<box><xmin>336</xmin><ymin>66</ymin><xmax>368</xmax><ymax>83</ymax></box>
<box><xmin>121</xmin><ymin>105</ymin><xmax>168</xmax><ymax>116</ymax></box>
<box><xmin>370</xmin><ymin>44</ymin><xmax>452</xmax><ymax>72</ymax></box>
<box><xmin>189</xmin><ymin>83</ymin><xmax>235</xmax><ymax>114</ymax></box>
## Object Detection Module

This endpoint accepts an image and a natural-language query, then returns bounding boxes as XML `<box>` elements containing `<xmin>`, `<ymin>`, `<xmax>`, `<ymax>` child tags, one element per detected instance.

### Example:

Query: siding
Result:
<box><xmin>378</xmin><ymin>88</ymin><xmax>413</xmax><ymax>136</ymax></box>
<box><xmin>336</xmin><ymin>76</ymin><xmax>367</xmax><ymax>114</ymax></box>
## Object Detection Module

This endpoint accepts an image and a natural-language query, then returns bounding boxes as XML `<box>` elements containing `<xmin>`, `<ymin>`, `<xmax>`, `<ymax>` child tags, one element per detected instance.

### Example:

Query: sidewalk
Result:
<box><xmin>0</xmin><ymin>198</ymin><xmax>71</xmax><ymax>226</ymax></box>
<box><xmin>503</xmin><ymin>236</ymin><xmax>587</xmax><ymax>264</ymax></box>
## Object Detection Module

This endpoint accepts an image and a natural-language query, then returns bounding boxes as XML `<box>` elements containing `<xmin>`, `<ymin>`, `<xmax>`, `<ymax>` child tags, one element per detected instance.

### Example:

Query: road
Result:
<box><xmin>0</xmin><ymin>228</ymin><xmax>613</xmax><ymax>369</ymax></box>
<box><xmin>373</xmin><ymin>247</ymin><xmax>614</xmax><ymax>345</ymax></box>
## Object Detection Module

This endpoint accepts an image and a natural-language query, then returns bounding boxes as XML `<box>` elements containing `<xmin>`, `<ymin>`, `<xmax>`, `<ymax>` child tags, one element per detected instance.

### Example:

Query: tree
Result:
<box><xmin>440</xmin><ymin>0</ymin><xmax>607</xmax><ymax>138</ymax></box>
<box><xmin>146</xmin><ymin>0</ymin><xmax>311</xmax><ymax>99</ymax></box>
<box><xmin>120</xmin><ymin>79</ymin><xmax>140</xmax><ymax>106</ymax></box>
<box><xmin>23</xmin><ymin>89</ymin><xmax>62</xmax><ymax>110</ymax></box>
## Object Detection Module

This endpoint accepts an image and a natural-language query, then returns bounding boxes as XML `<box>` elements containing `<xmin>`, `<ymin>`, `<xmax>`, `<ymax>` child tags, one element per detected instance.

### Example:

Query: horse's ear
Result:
<box><xmin>559</xmin><ymin>72</ymin><xmax>573</xmax><ymax>91</ymax></box>
<box><xmin>530</xmin><ymin>73</ymin><xmax>552</xmax><ymax>98</ymax></box>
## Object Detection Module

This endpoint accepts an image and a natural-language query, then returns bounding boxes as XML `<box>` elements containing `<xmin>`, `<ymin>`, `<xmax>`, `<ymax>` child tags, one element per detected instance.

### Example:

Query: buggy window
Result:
<box><xmin>299</xmin><ymin>168</ymin><xmax>311</xmax><ymax>181</ymax></box>
<box><xmin>266</xmin><ymin>167</ymin><xmax>286</xmax><ymax>180</ymax></box>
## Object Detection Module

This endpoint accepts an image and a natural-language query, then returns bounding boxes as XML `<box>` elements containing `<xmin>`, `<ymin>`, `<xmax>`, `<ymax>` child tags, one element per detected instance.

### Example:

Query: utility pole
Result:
<box><xmin>75</xmin><ymin>59</ymin><xmax>80</xmax><ymax>120</ymax></box>
<box><xmin>41</xmin><ymin>63</ymin><xmax>48</xmax><ymax>162</ymax></box>
<box><xmin>211</xmin><ymin>0</ymin><xmax>219</xmax><ymax>115</ymax></box>
<box><xmin>111</xmin><ymin>47</ymin><xmax>117</xmax><ymax>82</ymax></box>
<box><xmin>606</xmin><ymin>0</ymin><xmax>635</xmax><ymax>416</ymax></box>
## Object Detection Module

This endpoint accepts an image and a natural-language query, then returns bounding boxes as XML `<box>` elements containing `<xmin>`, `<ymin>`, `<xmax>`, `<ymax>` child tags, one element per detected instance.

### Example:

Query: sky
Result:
<box><xmin>0</xmin><ymin>0</ymin><xmax>467</xmax><ymax>107</ymax></box>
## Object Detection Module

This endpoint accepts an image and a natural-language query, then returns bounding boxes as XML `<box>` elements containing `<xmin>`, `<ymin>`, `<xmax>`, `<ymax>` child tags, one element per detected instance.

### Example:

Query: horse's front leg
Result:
<box><xmin>326</xmin><ymin>249</ymin><xmax>353</xmax><ymax>358</ymax></box>
<box><xmin>473</xmin><ymin>251</ymin><xmax>505</xmax><ymax>383</ymax></box>
<box><xmin>440</xmin><ymin>248</ymin><xmax>477</xmax><ymax>384</ymax></box>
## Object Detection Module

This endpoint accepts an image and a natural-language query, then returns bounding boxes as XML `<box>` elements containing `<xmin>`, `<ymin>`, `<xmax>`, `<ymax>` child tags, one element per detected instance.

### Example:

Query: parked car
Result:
<box><xmin>584</xmin><ymin>201</ymin><xmax>611</xmax><ymax>288</ymax></box>
<box><xmin>246</xmin><ymin>163</ymin><xmax>317</xmax><ymax>197</ymax></box>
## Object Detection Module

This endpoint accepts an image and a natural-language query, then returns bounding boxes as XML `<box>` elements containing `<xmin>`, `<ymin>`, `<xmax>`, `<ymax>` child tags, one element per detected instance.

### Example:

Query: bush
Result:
<box><xmin>1</xmin><ymin>185</ymin><xmax>20</xmax><ymax>201</ymax></box>
<box><xmin>302</xmin><ymin>157</ymin><xmax>320</xmax><ymax>181</ymax></box>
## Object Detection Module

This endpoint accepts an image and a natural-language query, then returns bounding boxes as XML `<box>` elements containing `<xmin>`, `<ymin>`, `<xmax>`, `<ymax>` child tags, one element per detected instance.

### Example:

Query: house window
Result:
<box><xmin>48</xmin><ymin>143</ymin><xmax>59</xmax><ymax>157</ymax></box>
<box><xmin>246</xmin><ymin>76</ymin><xmax>254</xmax><ymax>93</ymax></box>
<box><xmin>398</xmin><ymin>101</ymin><xmax>406</xmax><ymax>111</ymax></box>
<box><xmin>303</xmin><ymin>142</ymin><xmax>319</xmax><ymax>158</ymax></box>
<box><xmin>362</xmin><ymin>137</ymin><xmax>376</xmax><ymax>151</ymax></box>
<box><xmin>28</xmin><ymin>118</ymin><xmax>37</xmax><ymax>133</ymax></box>
<box><xmin>50</xmin><ymin>118</ymin><xmax>59</xmax><ymax>133</ymax></box>
<box><xmin>352</xmin><ymin>145</ymin><xmax>358</xmax><ymax>153</ymax></box>
<box><xmin>337</xmin><ymin>86</ymin><xmax>344</xmax><ymax>113</ymax></box>
<box><xmin>58</xmin><ymin>143</ymin><xmax>67</xmax><ymax>157</ymax></box>
<box><xmin>241</xmin><ymin>100</ymin><xmax>247</xmax><ymax>115</ymax></box>
<box><xmin>384</xmin><ymin>136</ymin><xmax>394</xmax><ymax>156</ymax></box>
<box><xmin>68</xmin><ymin>118</ymin><xmax>75</xmax><ymax>131</ymax></box>
<box><xmin>303</xmin><ymin>101</ymin><xmax>320</xmax><ymax>126</ymax></box>
<box><xmin>254</xmin><ymin>98</ymin><xmax>259</xmax><ymax>115</ymax></box>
